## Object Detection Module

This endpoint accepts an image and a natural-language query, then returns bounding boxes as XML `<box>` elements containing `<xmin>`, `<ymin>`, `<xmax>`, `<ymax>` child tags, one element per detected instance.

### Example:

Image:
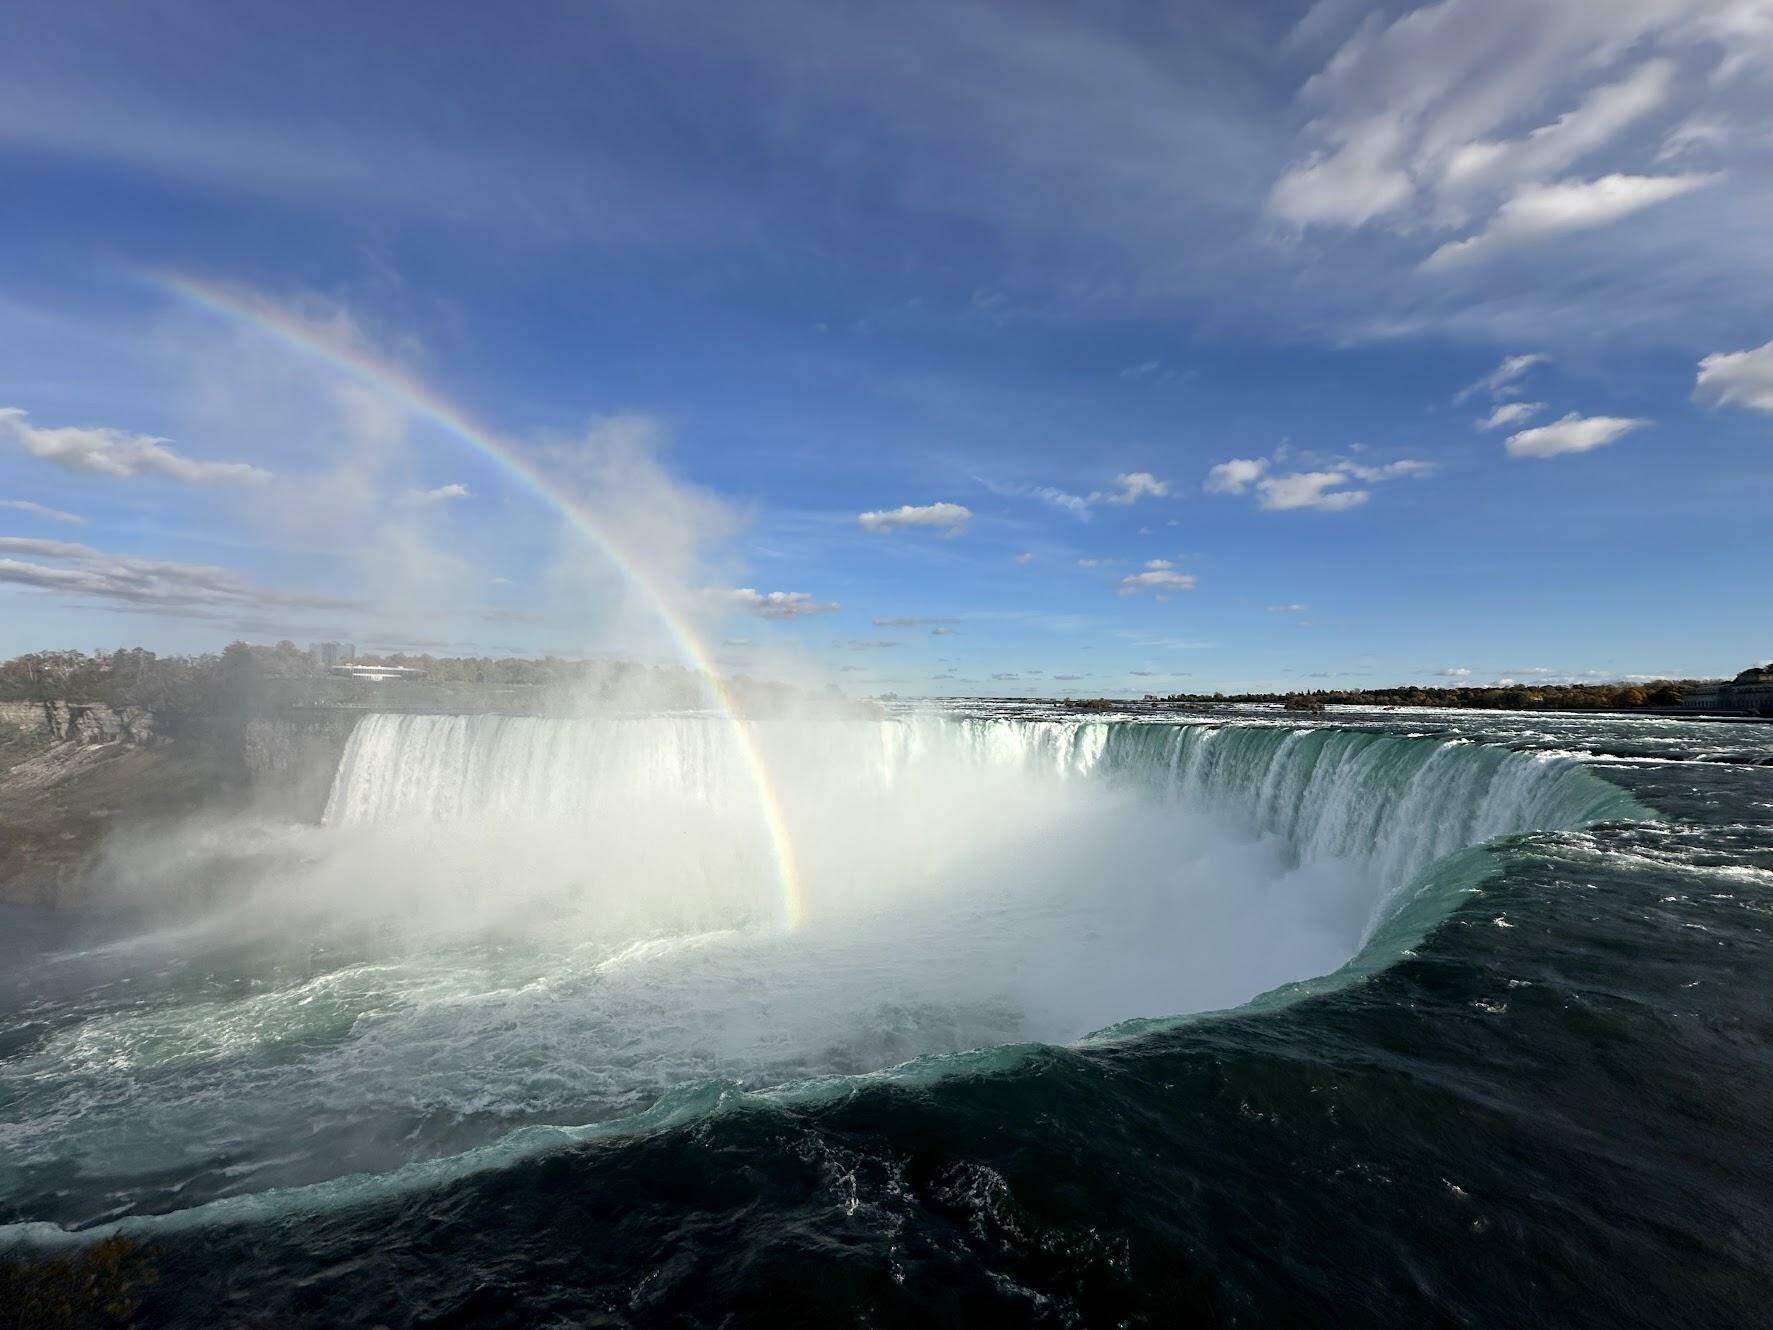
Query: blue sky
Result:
<box><xmin>2</xmin><ymin>0</ymin><xmax>1770</xmax><ymax>695</ymax></box>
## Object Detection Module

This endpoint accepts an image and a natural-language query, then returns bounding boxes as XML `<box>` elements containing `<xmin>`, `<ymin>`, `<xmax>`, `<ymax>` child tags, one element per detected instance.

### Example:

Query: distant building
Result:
<box><xmin>310</xmin><ymin>641</ymin><xmax>357</xmax><ymax>666</ymax></box>
<box><xmin>329</xmin><ymin>663</ymin><xmax>424</xmax><ymax>682</ymax></box>
<box><xmin>1683</xmin><ymin>663</ymin><xmax>1773</xmax><ymax>716</ymax></box>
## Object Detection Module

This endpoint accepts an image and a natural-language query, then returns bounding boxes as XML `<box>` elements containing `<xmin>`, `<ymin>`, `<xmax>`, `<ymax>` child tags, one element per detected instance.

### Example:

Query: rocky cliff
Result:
<box><xmin>0</xmin><ymin>706</ymin><xmax>221</xmax><ymax>907</ymax></box>
<box><xmin>239</xmin><ymin>711</ymin><xmax>361</xmax><ymax>818</ymax></box>
<box><xmin>0</xmin><ymin>700</ymin><xmax>157</xmax><ymax>746</ymax></box>
<box><xmin>0</xmin><ymin>703</ymin><xmax>365</xmax><ymax>908</ymax></box>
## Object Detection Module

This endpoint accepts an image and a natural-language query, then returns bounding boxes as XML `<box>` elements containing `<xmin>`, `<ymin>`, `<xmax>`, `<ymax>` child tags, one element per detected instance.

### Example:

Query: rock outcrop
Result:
<box><xmin>0</xmin><ymin>700</ymin><xmax>157</xmax><ymax>746</ymax></box>
<box><xmin>0</xmin><ymin>704</ymin><xmax>209</xmax><ymax>907</ymax></box>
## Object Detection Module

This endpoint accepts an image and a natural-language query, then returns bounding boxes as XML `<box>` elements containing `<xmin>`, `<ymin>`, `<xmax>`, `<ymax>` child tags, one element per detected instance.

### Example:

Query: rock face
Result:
<box><xmin>0</xmin><ymin>702</ymin><xmax>372</xmax><ymax>907</ymax></box>
<box><xmin>0</xmin><ymin>711</ymin><xmax>219</xmax><ymax>908</ymax></box>
<box><xmin>239</xmin><ymin>712</ymin><xmax>360</xmax><ymax>819</ymax></box>
<box><xmin>0</xmin><ymin>700</ymin><xmax>157</xmax><ymax>746</ymax></box>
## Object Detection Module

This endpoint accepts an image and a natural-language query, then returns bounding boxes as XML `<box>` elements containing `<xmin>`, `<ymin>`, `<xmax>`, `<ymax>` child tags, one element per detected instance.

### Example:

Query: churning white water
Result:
<box><xmin>1</xmin><ymin>713</ymin><xmax>1641</xmax><ymax>1219</ymax></box>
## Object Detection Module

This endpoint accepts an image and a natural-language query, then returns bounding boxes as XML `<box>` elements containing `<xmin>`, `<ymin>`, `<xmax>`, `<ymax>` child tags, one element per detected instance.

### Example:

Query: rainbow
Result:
<box><xmin>150</xmin><ymin>271</ymin><xmax>808</xmax><ymax>930</ymax></box>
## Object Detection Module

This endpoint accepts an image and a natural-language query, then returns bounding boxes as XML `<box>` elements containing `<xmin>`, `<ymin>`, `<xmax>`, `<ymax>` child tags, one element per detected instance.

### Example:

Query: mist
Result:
<box><xmin>24</xmin><ymin>711</ymin><xmax>1383</xmax><ymax>1211</ymax></box>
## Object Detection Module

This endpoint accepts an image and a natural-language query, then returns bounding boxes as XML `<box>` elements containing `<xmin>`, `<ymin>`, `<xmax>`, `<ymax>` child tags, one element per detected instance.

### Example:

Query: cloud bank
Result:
<box><xmin>0</xmin><ymin>536</ymin><xmax>354</xmax><ymax>617</ymax></box>
<box><xmin>0</xmin><ymin>407</ymin><xmax>270</xmax><ymax>486</ymax></box>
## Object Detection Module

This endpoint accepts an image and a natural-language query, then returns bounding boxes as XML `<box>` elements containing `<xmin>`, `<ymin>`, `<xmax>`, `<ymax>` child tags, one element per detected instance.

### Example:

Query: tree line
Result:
<box><xmin>1155</xmin><ymin>681</ymin><xmax>1699</xmax><ymax>711</ymax></box>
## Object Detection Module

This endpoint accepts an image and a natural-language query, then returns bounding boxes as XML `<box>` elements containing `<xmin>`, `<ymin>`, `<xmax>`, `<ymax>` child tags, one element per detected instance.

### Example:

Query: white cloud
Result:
<box><xmin>1695</xmin><ymin>337</ymin><xmax>1773</xmax><ymax>414</ymax></box>
<box><xmin>1422</xmin><ymin>173</ymin><xmax>1720</xmax><ymax>270</ymax></box>
<box><xmin>1271</xmin><ymin>4</ymin><xmax>1741</xmax><ymax>229</ymax></box>
<box><xmin>1077</xmin><ymin>557</ymin><xmax>1114</xmax><ymax>568</ymax></box>
<box><xmin>1505</xmin><ymin>412</ymin><xmax>1649</xmax><ymax>458</ymax></box>
<box><xmin>1268</xmin><ymin>3</ymin><xmax>1767</xmax><ymax>311</ymax></box>
<box><xmin>873</xmin><ymin>616</ymin><xmax>958</xmax><ymax>627</ymax></box>
<box><xmin>0</xmin><ymin>499</ymin><xmax>84</xmax><ymax>524</ymax></box>
<box><xmin>1203</xmin><ymin>457</ymin><xmax>1269</xmax><ymax>494</ymax></box>
<box><xmin>1016</xmin><ymin>471</ymin><xmax>1171</xmax><ymax>516</ymax></box>
<box><xmin>1268</xmin><ymin>113</ymin><xmax>1415</xmax><ymax>229</ymax></box>
<box><xmin>0</xmin><ymin>536</ymin><xmax>101</xmax><ymax>560</ymax></box>
<box><xmin>1438</xmin><ymin>60</ymin><xmax>1678</xmax><ymax>202</ymax></box>
<box><xmin>1654</xmin><ymin>116</ymin><xmax>1732</xmax><ymax>163</ymax></box>
<box><xmin>1266</xmin><ymin>603</ymin><xmax>1310</xmax><ymax>613</ymax></box>
<box><xmin>1456</xmin><ymin>353</ymin><xmax>1547</xmax><ymax>403</ymax></box>
<box><xmin>1343</xmin><ymin>459</ymin><xmax>1435</xmax><ymax>482</ymax></box>
<box><xmin>1258</xmin><ymin>470</ymin><xmax>1369</xmax><ymax>511</ymax></box>
<box><xmin>0</xmin><ymin>536</ymin><xmax>352</xmax><ymax>616</ymax></box>
<box><xmin>398</xmin><ymin>482</ymin><xmax>471</xmax><ymax>507</ymax></box>
<box><xmin>726</xmin><ymin>588</ymin><xmax>841</xmax><ymax>619</ymax></box>
<box><xmin>931</xmin><ymin>626</ymin><xmax>957</xmax><ymax>636</ymax></box>
<box><xmin>1477</xmin><ymin>401</ymin><xmax>1546</xmax><ymax>430</ymax></box>
<box><xmin>1089</xmin><ymin>471</ymin><xmax>1171</xmax><ymax>505</ymax></box>
<box><xmin>988</xmin><ymin>469</ymin><xmax>1174</xmax><ymax>521</ymax></box>
<box><xmin>857</xmin><ymin>501</ymin><xmax>971</xmax><ymax>535</ymax></box>
<box><xmin>0</xmin><ymin>406</ymin><xmax>271</xmax><ymax>486</ymax></box>
<box><xmin>1030</xmin><ymin>485</ymin><xmax>1092</xmax><ymax>515</ymax></box>
<box><xmin>1429</xmin><ymin>666</ymin><xmax>1474</xmax><ymax>678</ymax></box>
<box><xmin>1118</xmin><ymin>563</ymin><xmax>1199</xmax><ymax>596</ymax></box>
<box><xmin>1012</xmin><ymin>551</ymin><xmax>1036</xmax><ymax>565</ymax></box>
<box><xmin>1696</xmin><ymin>0</ymin><xmax>1773</xmax><ymax>81</ymax></box>
<box><xmin>1207</xmin><ymin>451</ymin><xmax>1431</xmax><ymax>511</ymax></box>
<box><xmin>1117</xmin><ymin>631</ymin><xmax>1216</xmax><ymax>650</ymax></box>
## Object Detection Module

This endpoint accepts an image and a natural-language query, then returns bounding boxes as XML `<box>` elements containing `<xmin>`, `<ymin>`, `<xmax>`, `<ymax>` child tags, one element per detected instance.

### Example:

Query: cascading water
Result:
<box><xmin>898</xmin><ymin>717</ymin><xmax>1641</xmax><ymax>941</ymax></box>
<box><xmin>315</xmin><ymin>712</ymin><xmax>1640</xmax><ymax>957</ymax></box>
<box><xmin>1</xmin><ymin>710</ymin><xmax>1645</xmax><ymax>1234</ymax></box>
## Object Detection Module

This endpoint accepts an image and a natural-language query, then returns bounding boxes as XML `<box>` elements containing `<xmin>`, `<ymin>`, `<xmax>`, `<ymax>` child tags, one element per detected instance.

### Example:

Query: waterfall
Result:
<box><xmin>324</xmin><ymin>713</ymin><xmax>1639</xmax><ymax>945</ymax></box>
<box><xmin>324</xmin><ymin>712</ymin><xmax>768</xmax><ymax>825</ymax></box>
<box><xmin>884</xmin><ymin>717</ymin><xmax>1640</xmax><ymax>920</ymax></box>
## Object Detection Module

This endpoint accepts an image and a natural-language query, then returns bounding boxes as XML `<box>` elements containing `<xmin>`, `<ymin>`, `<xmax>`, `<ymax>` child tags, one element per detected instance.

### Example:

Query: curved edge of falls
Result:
<box><xmin>934</xmin><ymin>718</ymin><xmax>1652</xmax><ymax>1039</ymax></box>
<box><xmin>319</xmin><ymin>712</ymin><xmax>1648</xmax><ymax>1032</ymax></box>
<box><xmin>1</xmin><ymin>716</ymin><xmax>1652</xmax><ymax>1246</ymax></box>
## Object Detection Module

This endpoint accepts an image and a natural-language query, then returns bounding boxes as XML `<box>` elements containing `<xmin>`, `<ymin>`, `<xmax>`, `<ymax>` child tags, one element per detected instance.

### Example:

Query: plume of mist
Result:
<box><xmin>147</xmin><ymin>298</ymin><xmax>490</xmax><ymax>641</ymax></box>
<box><xmin>148</xmin><ymin>293</ymin><xmax>828</xmax><ymax>697</ymax></box>
<box><xmin>518</xmin><ymin>413</ymin><xmax>865</xmax><ymax>713</ymax></box>
<box><xmin>527</xmin><ymin>414</ymin><xmax>743</xmax><ymax>672</ymax></box>
<box><xmin>98</xmin><ymin>715</ymin><xmax>1384</xmax><ymax>1050</ymax></box>
<box><xmin>67</xmin><ymin>718</ymin><xmax>1388</xmax><ymax>1203</ymax></box>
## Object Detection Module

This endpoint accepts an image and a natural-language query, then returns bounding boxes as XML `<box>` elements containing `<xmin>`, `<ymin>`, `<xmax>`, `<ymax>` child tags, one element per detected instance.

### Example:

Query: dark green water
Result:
<box><xmin>2</xmin><ymin>708</ymin><xmax>1769</xmax><ymax>1327</ymax></box>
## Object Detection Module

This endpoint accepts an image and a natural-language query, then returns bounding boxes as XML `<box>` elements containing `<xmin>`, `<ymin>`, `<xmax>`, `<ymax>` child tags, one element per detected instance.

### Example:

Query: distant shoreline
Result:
<box><xmin>1041</xmin><ymin>696</ymin><xmax>1772</xmax><ymax>724</ymax></box>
